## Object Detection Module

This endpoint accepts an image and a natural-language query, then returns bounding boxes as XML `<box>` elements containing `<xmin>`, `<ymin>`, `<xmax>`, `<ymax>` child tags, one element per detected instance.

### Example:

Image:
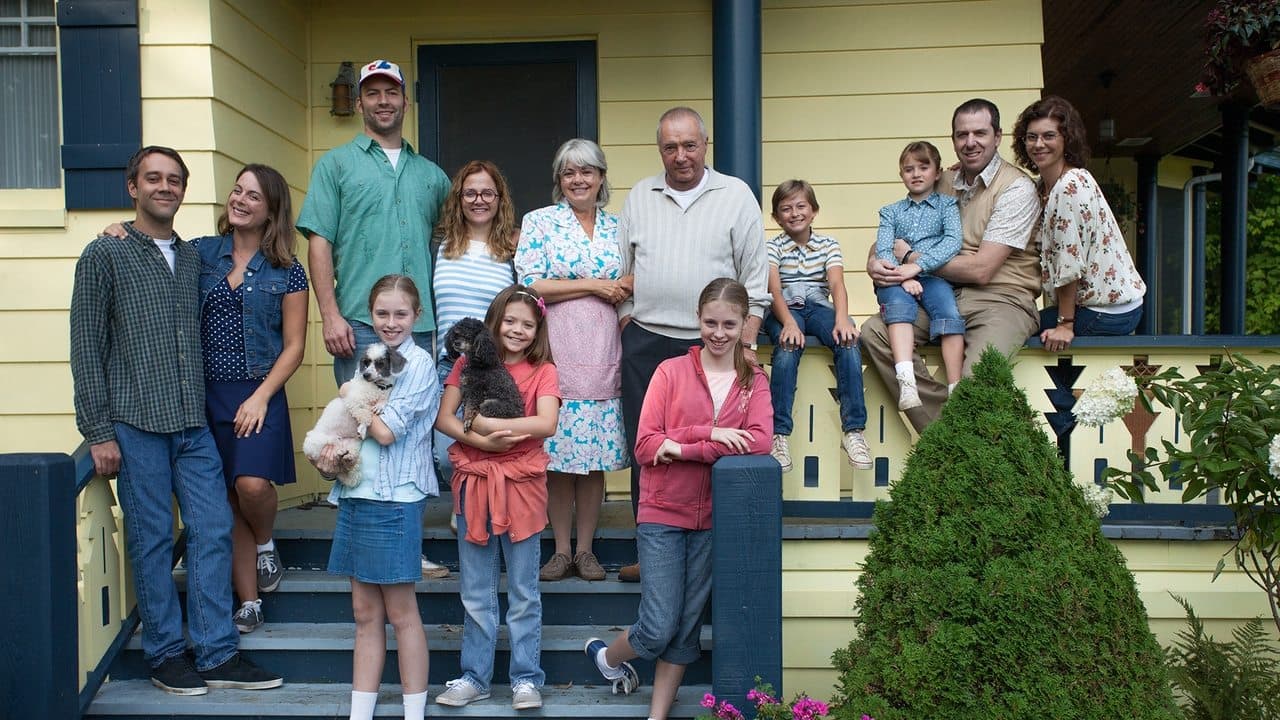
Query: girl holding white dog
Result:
<box><xmin>316</xmin><ymin>274</ymin><xmax>441</xmax><ymax>720</ymax></box>
<box><xmin>434</xmin><ymin>285</ymin><xmax>560</xmax><ymax>711</ymax></box>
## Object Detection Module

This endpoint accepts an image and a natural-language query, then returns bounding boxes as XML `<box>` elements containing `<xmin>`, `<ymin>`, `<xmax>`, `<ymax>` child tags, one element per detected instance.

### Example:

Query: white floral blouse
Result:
<box><xmin>1038</xmin><ymin>168</ymin><xmax>1146</xmax><ymax>308</ymax></box>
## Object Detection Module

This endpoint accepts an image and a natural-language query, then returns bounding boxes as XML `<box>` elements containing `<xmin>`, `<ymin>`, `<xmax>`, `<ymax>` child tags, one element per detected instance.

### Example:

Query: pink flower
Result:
<box><xmin>716</xmin><ymin>701</ymin><xmax>744</xmax><ymax>720</ymax></box>
<box><xmin>702</xmin><ymin>693</ymin><xmax>717</xmax><ymax>709</ymax></box>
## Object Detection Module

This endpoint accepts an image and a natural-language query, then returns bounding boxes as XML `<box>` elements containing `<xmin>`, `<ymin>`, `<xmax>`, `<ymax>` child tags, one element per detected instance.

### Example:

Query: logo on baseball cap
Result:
<box><xmin>360</xmin><ymin>60</ymin><xmax>404</xmax><ymax>87</ymax></box>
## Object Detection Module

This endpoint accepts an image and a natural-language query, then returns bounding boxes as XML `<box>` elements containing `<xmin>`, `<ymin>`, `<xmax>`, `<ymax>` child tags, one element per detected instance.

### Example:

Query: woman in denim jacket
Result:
<box><xmin>195</xmin><ymin>165</ymin><xmax>308</xmax><ymax>634</ymax></box>
<box><xmin>110</xmin><ymin>164</ymin><xmax>309</xmax><ymax>633</ymax></box>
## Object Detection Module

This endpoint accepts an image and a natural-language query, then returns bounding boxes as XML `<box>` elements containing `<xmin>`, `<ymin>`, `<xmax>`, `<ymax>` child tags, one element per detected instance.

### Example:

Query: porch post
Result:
<box><xmin>712</xmin><ymin>0</ymin><xmax>762</xmax><ymax>201</ymax></box>
<box><xmin>0</xmin><ymin>454</ymin><xmax>78</xmax><ymax>719</ymax></box>
<box><xmin>712</xmin><ymin>455</ymin><xmax>783</xmax><ymax>709</ymax></box>
<box><xmin>1134</xmin><ymin>155</ymin><xmax>1159</xmax><ymax>334</ymax></box>
<box><xmin>1191</xmin><ymin>180</ymin><xmax>1208</xmax><ymax>335</ymax></box>
<box><xmin>1219</xmin><ymin>101</ymin><xmax>1250</xmax><ymax>335</ymax></box>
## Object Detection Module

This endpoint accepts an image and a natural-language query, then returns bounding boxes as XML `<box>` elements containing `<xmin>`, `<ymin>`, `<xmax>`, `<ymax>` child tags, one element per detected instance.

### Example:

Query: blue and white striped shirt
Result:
<box><xmin>328</xmin><ymin>335</ymin><xmax>441</xmax><ymax>503</ymax></box>
<box><xmin>433</xmin><ymin>242</ymin><xmax>516</xmax><ymax>359</ymax></box>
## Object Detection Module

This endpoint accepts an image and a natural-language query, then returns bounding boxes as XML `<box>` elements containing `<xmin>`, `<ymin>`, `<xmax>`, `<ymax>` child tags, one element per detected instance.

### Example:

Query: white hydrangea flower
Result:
<box><xmin>1074</xmin><ymin>368</ymin><xmax>1139</xmax><ymax>427</ymax></box>
<box><xmin>1270</xmin><ymin>435</ymin><xmax>1280</xmax><ymax>481</ymax></box>
<box><xmin>1079</xmin><ymin>482</ymin><xmax>1113</xmax><ymax>519</ymax></box>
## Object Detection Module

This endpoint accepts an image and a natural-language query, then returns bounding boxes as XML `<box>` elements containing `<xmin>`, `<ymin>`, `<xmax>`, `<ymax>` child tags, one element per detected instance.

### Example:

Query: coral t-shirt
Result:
<box><xmin>445</xmin><ymin>357</ymin><xmax>561</xmax><ymax>457</ymax></box>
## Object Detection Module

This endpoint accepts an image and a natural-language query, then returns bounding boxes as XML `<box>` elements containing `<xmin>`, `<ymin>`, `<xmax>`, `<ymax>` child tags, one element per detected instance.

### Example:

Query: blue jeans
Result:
<box><xmin>629</xmin><ymin>523</ymin><xmax>712</xmax><ymax>665</ymax></box>
<box><xmin>434</xmin><ymin>356</ymin><xmax>458</xmax><ymax>484</ymax></box>
<box><xmin>1038</xmin><ymin>305</ymin><xmax>1143</xmax><ymax>336</ymax></box>
<box><xmin>455</xmin><ymin>486</ymin><xmax>544</xmax><ymax>690</ymax></box>
<box><xmin>764</xmin><ymin>304</ymin><xmax>867</xmax><ymax>435</ymax></box>
<box><xmin>113</xmin><ymin>422</ymin><xmax>238</xmax><ymax>671</ymax></box>
<box><xmin>332</xmin><ymin>320</ymin><xmax>432</xmax><ymax>387</ymax></box>
<box><xmin>876</xmin><ymin>276</ymin><xmax>965</xmax><ymax>339</ymax></box>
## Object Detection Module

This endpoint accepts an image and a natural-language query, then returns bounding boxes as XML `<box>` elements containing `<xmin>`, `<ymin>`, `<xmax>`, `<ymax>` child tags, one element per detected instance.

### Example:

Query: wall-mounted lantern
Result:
<box><xmin>330</xmin><ymin>61</ymin><xmax>357</xmax><ymax>117</ymax></box>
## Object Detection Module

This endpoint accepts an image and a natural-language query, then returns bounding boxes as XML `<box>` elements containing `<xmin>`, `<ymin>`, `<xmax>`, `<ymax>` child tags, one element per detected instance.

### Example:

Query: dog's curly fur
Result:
<box><xmin>302</xmin><ymin>342</ymin><xmax>406</xmax><ymax>486</ymax></box>
<box><xmin>443</xmin><ymin>317</ymin><xmax>525</xmax><ymax>431</ymax></box>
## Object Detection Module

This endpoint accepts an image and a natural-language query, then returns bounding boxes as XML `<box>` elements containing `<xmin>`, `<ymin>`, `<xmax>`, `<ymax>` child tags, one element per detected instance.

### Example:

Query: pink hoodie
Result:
<box><xmin>635</xmin><ymin>346</ymin><xmax>773</xmax><ymax>530</ymax></box>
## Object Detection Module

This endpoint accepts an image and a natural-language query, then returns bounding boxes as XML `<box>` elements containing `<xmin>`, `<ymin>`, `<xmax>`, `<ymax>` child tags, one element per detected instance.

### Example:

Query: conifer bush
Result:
<box><xmin>829</xmin><ymin>349</ymin><xmax>1178</xmax><ymax>720</ymax></box>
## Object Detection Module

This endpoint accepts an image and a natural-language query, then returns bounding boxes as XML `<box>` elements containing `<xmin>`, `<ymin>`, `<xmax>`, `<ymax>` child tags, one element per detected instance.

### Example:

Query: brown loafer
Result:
<box><xmin>573</xmin><ymin>551</ymin><xmax>606</xmax><ymax>581</ymax></box>
<box><xmin>617</xmin><ymin>562</ymin><xmax>641</xmax><ymax>583</ymax></box>
<box><xmin>539</xmin><ymin>552</ymin><xmax>573</xmax><ymax>581</ymax></box>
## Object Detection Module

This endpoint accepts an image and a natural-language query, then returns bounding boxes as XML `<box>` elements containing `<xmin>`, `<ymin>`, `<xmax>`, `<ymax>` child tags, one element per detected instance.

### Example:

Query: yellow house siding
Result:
<box><xmin>781</xmin><ymin>536</ymin><xmax>1278</xmax><ymax>703</ymax></box>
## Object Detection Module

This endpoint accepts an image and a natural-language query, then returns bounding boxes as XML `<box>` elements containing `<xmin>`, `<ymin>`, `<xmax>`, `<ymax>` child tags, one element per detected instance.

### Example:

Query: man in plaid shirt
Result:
<box><xmin>70</xmin><ymin>146</ymin><xmax>282</xmax><ymax>696</ymax></box>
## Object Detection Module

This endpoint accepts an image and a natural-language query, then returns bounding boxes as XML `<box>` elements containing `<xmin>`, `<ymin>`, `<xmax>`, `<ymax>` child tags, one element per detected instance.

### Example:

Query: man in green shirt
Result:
<box><xmin>297</xmin><ymin>59</ymin><xmax>450</xmax><ymax>386</ymax></box>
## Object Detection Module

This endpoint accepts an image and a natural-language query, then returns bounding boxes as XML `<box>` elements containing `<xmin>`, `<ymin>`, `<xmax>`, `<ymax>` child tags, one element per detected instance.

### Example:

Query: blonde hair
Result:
<box><xmin>697</xmin><ymin>278</ymin><xmax>753</xmax><ymax>391</ymax></box>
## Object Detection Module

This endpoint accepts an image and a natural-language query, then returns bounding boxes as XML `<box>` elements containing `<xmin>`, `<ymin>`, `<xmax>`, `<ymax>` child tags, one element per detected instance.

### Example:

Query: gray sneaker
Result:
<box><xmin>233</xmin><ymin>599</ymin><xmax>263</xmax><ymax>633</ymax></box>
<box><xmin>511</xmin><ymin>681</ymin><xmax>542</xmax><ymax>710</ymax></box>
<box><xmin>256</xmin><ymin>547</ymin><xmax>283</xmax><ymax>593</ymax></box>
<box><xmin>436</xmin><ymin>678</ymin><xmax>490</xmax><ymax>706</ymax></box>
<box><xmin>842</xmin><ymin>430</ymin><xmax>873</xmax><ymax>470</ymax></box>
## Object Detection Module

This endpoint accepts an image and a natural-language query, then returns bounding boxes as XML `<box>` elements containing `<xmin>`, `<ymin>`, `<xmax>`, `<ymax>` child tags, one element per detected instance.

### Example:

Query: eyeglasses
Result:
<box><xmin>462</xmin><ymin>189</ymin><xmax>498</xmax><ymax>202</ymax></box>
<box><xmin>1023</xmin><ymin>131</ymin><xmax>1060</xmax><ymax>144</ymax></box>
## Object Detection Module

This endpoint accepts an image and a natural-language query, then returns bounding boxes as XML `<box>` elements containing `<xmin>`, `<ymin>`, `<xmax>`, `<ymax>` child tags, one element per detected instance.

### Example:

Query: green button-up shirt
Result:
<box><xmin>70</xmin><ymin>223</ymin><xmax>206</xmax><ymax>444</ymax></box>
<box><xmin>296</xmin><ymin>134</ymin><xmax>449</xmax><ymax>332</ymax></box>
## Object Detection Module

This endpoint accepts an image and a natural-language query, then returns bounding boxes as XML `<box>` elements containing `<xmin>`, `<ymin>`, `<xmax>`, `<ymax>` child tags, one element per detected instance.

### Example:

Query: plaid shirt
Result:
<box><xmin>71</xmin><ymin>222</ymin><xmax>206</xmax><ymax>444</ymax></box>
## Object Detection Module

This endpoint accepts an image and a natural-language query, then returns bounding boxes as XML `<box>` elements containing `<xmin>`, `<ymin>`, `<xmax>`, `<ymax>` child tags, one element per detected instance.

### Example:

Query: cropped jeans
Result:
<box><xmin>876</xmin><ymin>276</ymin><xmax>965</xmax><ymax>340</ymax></box>
<box><xmin>113</xmin><ymin>422</ymin><xmax>238</xmax><ymax>671</ymax></box>
<box><xmin>455</xmin><ymin>485</ymin><xmax>544</xmax><ymax>690</ymax></box>
<box><xmin>332</xmin><ymin>319</ymin><xmax>432</xmax><ymax>388</ymax></box>
<box><xmin>764</xmin><ymin>304</ymin><xmax>867</xmax><ymax>435</ymax></box>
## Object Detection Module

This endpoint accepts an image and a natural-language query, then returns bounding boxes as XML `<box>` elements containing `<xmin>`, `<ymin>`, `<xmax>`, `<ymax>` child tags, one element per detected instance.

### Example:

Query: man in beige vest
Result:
<box><xmin>861</xmin><ymin>98</ymin><xmax>1041</xmax><ymax>432</ymax></box>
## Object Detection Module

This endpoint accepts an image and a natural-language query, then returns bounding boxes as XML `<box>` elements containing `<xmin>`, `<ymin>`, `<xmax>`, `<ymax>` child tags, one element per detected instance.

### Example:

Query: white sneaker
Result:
<box><xmin>896</xmin><ymin>372</ymin><xmax>922</xmax><ymax>410</ymax></box>
<box><xmin>770</xmin><ymin>434</ymin><xmax>793</xmax><ymax>472</ymax></box>
<box><xmin>511</xmin><ymin>681</ymin><xmax>542</xmax><ymax>710</ymax></box>
<box><xmin>436</xmin><ymin>678</ymin><xmax>489</xmax><ymax>706</ymax></box>
<box><xmin>842</xmin><ymin>430</ymin><xmax>873</xmax><ymax>470</ymax></box>
<box><xmin>421</xmin><ymin>554</ymin><xmax>449</xmax><ymax>579</ymax></box>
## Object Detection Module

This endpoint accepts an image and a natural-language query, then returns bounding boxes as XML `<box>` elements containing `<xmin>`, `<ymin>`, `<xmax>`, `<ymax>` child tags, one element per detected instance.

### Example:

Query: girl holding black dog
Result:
<box><xmin>434</xmin><ymin>285</ymin><xmax>560</xmax><ymax>711</ymax></box>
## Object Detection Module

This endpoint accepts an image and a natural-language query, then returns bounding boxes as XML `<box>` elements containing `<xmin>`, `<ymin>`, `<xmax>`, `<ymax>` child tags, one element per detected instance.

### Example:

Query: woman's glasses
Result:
<box><xmin>462</xmin><ymin>189</ymin><xmax>498</xmax><ymax>202</ymax></box>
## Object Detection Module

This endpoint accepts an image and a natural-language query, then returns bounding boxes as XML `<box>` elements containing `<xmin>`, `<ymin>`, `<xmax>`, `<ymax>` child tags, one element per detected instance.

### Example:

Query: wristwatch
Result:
<box><xmin>1057</xmin><ymin>315</ymin><xmax>1075</xmax><ymax>325</ymax></box>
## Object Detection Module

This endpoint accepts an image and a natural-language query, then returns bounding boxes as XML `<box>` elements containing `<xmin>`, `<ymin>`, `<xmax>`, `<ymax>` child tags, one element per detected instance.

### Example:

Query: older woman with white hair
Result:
<box><xmin>515</xmin><ymin>138</ymin><xmax>632</xmax><ymax>581</ymax></box>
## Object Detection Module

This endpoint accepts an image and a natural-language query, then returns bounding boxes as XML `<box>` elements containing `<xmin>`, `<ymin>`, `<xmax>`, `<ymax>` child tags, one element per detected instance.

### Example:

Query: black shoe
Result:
<box><xmin>151</xmin><ymin>654</ymin><xmax>208</xmax><ymax>696</ymax></box>
<box><xmin>199</xmin><ymin>652</ymin><xmax>283</xmax><ymax>690</ymax></box>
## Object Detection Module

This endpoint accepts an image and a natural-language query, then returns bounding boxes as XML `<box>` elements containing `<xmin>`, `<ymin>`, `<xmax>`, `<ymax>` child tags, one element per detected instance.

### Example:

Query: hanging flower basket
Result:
<box><xmin>1246</xmin><ymin>47</ymin><xmax>1280</xmax><ymax>106</ymax></box>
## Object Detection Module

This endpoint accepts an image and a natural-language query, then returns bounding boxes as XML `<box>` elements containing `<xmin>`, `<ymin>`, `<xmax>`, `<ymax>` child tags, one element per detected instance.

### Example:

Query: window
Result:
<box><xmin>1</xmin><ymin>0</ymin><xmax>58</xmax><ymax>189</ymax></box>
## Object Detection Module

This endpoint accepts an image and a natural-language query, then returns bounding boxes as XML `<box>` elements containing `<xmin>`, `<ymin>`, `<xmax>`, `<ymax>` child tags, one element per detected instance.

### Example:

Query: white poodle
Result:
<box><xmin>302</xmin><ymin>343</ymin><xmax>406</xmax><ymax>487</ymax></box>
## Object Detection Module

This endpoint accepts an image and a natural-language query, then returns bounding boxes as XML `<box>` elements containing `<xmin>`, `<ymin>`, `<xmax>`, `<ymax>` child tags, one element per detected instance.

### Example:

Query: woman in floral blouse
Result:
<box><xmin>515</xmin><ymin>138</ymin><xmax>632</xmax><ymax>581</ymax></box>
<box><xmin>1012</xmin><ymin>96</ymin><xmax>1147</xmax><ymax>353</ymax></box>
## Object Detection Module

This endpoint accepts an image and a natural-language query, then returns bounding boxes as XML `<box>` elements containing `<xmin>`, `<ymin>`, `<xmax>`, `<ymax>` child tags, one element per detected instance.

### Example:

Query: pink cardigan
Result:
<box><xmin>635</xmin><ymin>346</ymin><xmax>773</xmax><ymax>530</ymax></box>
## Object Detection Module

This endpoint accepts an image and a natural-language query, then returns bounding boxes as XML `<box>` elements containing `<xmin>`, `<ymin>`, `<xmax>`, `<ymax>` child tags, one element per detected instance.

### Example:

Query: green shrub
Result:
<box><xmin>1164</xmin><ymin>594</ymin><xmax>1280</xmax><ymax>720</ymax></box>
<box><xmin>829</xmin><ymin>348</ymin><xmax>1178</xmax><ymax>720</ymax></box>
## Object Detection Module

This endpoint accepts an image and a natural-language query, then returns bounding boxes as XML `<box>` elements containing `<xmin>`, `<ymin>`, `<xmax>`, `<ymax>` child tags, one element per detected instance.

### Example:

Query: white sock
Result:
<box><xmin>894</xmin><ymin>361</ymin><xmax>914</xmax><ymax>378</ymax></box>
<box><xmin>948</xmin><ymin>382</ymin><xmax>957</xmax><ymax>395</ymax></box>
<box><xmin>596</xmin><ymin>647</ymin><xmax>625</xmax><ymax>680</ymax></box>
<box><xmin>402</xmin><ymin>690</ymin><xmax>428</xmax><ymax>720</ymax></box>
<box><xmin>256</xmin><ymin>539</ymin><xmax>275</xmax><ymax>553</ymax></box>
<box><xmin>349</xmin><ymin>690</ymin><xmax>378</xmax><ymax>720</ymax></box>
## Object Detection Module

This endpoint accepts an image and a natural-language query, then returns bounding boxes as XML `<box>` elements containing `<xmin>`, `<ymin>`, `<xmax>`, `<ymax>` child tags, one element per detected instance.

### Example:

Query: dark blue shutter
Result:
<box><xmin>57</xmin><ymin>0</ymin><xmax>140</xmax><ymax>210</ymax></box>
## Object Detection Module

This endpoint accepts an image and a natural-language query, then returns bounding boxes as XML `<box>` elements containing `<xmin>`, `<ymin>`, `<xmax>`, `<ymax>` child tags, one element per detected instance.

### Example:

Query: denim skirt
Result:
<box><xmin>205</xmin><ymin>379</ymin><xmax>296</xmax><ymax>488</ymax></box>
<box><xmin>327</xmin><ymin>498</ymin><xmax>425</xmax><ymax>585</ymax></box>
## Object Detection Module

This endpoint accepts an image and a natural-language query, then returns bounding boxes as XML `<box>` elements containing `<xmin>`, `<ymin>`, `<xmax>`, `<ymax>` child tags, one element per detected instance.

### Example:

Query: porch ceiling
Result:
<box><xmin>1041</xmin><ymin>0</ymin><xmax>1231</xmax><ymax>160</ymax></box>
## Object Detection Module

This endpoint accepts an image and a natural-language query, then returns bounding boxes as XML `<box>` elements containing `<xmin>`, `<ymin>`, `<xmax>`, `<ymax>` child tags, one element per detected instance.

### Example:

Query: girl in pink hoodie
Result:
<box><xmin>584</xmin><ymin>277</ymin><xmax>772</xmax><ymax>720</ymax></box>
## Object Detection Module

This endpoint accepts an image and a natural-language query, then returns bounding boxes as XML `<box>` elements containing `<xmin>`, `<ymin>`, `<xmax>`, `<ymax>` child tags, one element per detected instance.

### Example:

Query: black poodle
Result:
<box><xmin>443</xmin><ymin>317</ymin><xmax>525</xmax><ymax>432</ymax></box>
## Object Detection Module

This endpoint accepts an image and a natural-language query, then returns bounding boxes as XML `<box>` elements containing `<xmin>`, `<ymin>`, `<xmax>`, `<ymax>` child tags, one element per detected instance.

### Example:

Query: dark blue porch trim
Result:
<box><xmin>712</xmin><ymin>456</ymin><xmax>782</xmax><ymax>707</ymax></box>
<box><xmin>1</xmin><ymin>453</ymin><xmax>78</xmax><ymax>720</ymax></box>
<box><xmin>1219</xmin><ymin>101</ymin><xmax>1250</xmax><ymax>335</ymax></box>
<box><xmin>57</xmin><ymin>0</ymin><xmax>141</xmax><ymax>210</ymax></box>
<box><xmin>712</xmin><ymin>0</ymin><xmax>762</xmax><ymax>201</ymax></box>
<box><xmin>1135</xmin><ymin>155</ymin><xmax>1159</xmax><ymax>334</ymax></box>
<box><xmin>1191</xmin><ymin>180</ymin><xmax>1209</xmax><ymax>335</ymax></box>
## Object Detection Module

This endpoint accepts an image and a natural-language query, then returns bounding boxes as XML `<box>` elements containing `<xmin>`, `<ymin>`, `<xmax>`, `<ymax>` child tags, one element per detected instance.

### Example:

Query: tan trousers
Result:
<box><xmin>860</xmin><ymin>285</ymin><xmax>1038</xmax><ymax>432</ymax></box>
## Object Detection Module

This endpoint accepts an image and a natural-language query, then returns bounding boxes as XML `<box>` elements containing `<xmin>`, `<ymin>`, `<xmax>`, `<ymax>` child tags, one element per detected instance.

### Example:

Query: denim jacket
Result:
<box><xmin>194</xmin><ymin>234</ymin><xmax>291</xmax><ymax>378</ymax></box>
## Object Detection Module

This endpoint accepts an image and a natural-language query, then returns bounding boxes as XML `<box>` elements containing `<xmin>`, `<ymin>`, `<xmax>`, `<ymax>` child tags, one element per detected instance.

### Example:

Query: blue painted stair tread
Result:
<box><xmin>87</xmin><ymin>681</ymin><xmax>715</xmax><ymax>718</ymax></box>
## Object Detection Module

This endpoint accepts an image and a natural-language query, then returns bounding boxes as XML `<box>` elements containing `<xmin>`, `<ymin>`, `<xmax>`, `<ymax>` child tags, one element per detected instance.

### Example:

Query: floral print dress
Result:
<box><xmin>515</xmin><ymin>202</ymin><xmax>629</xmax><ymax>474</ymax></box>
<box><xmin>1038</xmin><ymin>168</ymin><xmax>1146</xmax><ymax>308</ymax></box>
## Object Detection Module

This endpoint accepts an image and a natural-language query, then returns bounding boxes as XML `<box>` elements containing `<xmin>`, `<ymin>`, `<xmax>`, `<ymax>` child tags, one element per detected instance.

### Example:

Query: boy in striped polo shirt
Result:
<box><xmin>764</xmin><ymin>179</ymin><xmax>871</xmax><ymax>473</ymax></box>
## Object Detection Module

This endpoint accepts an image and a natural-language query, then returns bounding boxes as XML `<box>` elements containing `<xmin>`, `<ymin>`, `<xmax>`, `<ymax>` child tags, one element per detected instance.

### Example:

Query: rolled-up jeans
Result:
<box><xmin>876</xmin><ymin>276</ymin><xmax>965</xmax><ymax>340</ymax></box>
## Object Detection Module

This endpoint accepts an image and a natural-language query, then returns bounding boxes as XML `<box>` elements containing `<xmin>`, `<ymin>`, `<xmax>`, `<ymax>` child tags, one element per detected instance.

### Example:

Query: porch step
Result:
<box><xmin>85</xmin><ymin>680</ymin><xmax>713</xmax><ymax>718</ymax></box>
<box><xmin>112</xmin><ymin>623</ymin><xmax>712</xmax><ymax>685</ymax></box>
<box><xmin>173</xmin><ymin>569</ymin><xmax>653</xmax><ymax>625</ymax></box>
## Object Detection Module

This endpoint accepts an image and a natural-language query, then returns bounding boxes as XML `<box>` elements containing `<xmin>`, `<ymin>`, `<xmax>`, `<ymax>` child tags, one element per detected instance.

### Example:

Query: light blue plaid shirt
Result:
<box><xmin>329</xmin><ymin>335</ymin><xmax>441</xmax><ymax>503</ymax></box>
